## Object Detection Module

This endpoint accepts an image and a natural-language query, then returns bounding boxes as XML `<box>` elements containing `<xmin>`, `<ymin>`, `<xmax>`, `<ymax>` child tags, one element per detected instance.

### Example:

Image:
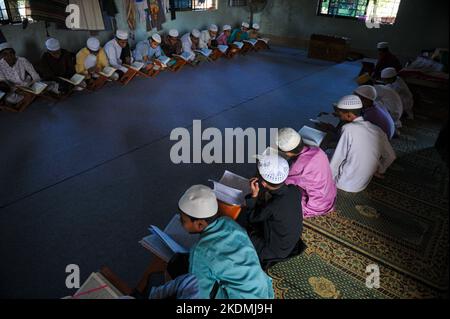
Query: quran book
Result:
<box><xmin>157</xmin><ymin>56</ymin><xmax>171</xmax><ymax>66</ymax></box>
<box><xmin>232</xmin><ymin>42</ymin><xmax>244</xmax><ymax>49</ymax></box>
<box><xmin>195</xmin><ymin>48</ymin><xmax>212</xmax><ymax>57</ymax></box>
<box><xmin>310</xmin><ymin>114</ymin><xmax>341</xmax><ymax>128</ymax></box>
<box><xmin>124</xmin><ymin>61</ymin><xmax>145</xmax><ymax>71</ymax></box>
<box><xmin>217</xmin><ymin>45</ymin><xmax>229</xmax><ymax>54</ymax></box>
<box><xmin>18</xmin><ymin>82</ymin><xmax>48</xmax><ymax>95</ymax></box>
<box><xmin>99</xmin><ymin>66</ymin><xmax>117</xmax><ymax>77</ymax></box>
<box><xmin>140</xmin><ymin>214</ymin><xmax>199</xmax><ymax>262</ymax></box>
<box><xmin>72</xmin><ymin>272</ymin><xmax>123</xmax><ymax>299</ymax></box>
<box><xmin>209</xmin><ymin>171</ymin><xmax>251</xmax><ymax>207</ymax></box>
<box><xmin>174</xmin><ymin>51</ymin><xmax>195</xmax><ymax>61</ymax></box>
<box><xmin>243</xmin><ymin>39</ymin><xmax>258</xmax><ymax>46</ymax></box>
<box><xmin>298</xmin><ymin>126</ymin><xmax>327</xmax><ymax>147</ymax></box>
<box><xmin>58</xmin><ymin>74</ymin><xmax>85</xmax><ymax>86</ymax></box>
<box><xmin>258</xmin><ymin>38</ymin><xmax>270</xmax><ymax>44</ymax></box>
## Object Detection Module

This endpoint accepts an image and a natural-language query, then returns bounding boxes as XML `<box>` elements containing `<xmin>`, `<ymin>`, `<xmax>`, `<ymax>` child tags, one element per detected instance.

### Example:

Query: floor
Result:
<box><xmin>1</xmin><ymin>47</ymin><xmax>370</xmax><ymax>298</ymax></box>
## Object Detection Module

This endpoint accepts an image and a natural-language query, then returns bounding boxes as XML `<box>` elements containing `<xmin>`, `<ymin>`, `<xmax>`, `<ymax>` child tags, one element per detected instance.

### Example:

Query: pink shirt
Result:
<box><xmin>285</xmin><ymin>146</ymin><xmax>337</xmax><ymax>218</ymax></box>
<box><xmin>216</xmin><ymin>33</ymin><xmax>229</xmax><ymax>46</ymax></box>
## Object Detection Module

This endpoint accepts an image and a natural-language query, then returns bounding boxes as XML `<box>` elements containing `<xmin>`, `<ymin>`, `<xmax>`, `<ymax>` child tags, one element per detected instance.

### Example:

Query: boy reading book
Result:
<box><xmin>238</xmin><ymin>154</ymin><xmax>304</xmax><ymax>270</ymax></box>
<box><xmin>174</xmin><ymin>185</ymin><xmax>274</xmax><ymax>299</ymax></box>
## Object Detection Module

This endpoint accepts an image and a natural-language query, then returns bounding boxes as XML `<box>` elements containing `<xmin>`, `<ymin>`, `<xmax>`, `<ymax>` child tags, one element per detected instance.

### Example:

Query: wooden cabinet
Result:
<box><xmin>308</xmin><ymin>34</ymin><xmax>351</xmax><ymax>63</ymax></box>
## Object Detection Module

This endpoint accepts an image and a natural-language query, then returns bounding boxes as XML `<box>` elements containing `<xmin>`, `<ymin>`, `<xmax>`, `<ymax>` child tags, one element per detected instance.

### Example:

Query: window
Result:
<box><xmin>319</xmin><ymin>0</ymin><xmax>369</xmax><ymax>19</ymax></box>
<box><xmin>229</xmin><ymin>0</ymin><xmax>247</xmax><ymax>7</ymax></box>
<box><xmin>0</xmin><ymin>0</ymin><xmax>32</xmax><ymax>24</ymax></box>
<box><xmin>171</xmin><ymin>0</ymin><xmax>217</xmax><ymax>12</ymax></box>
<box><xmin>366</xmin><ymin>0</ymin><xmax>401</xmax><ymax>25</ymax></box>
<box><xmin>318</xmin><ymin>0</ymin><xmax>401</xmax><ymax>25</ymax></box>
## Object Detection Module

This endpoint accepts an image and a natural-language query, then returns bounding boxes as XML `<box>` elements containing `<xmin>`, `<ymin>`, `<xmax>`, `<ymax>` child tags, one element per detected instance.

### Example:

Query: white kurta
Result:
<box><xmin>330</xmin><ymin>117</ymin><xmax>397</xmax><ymax>193</ymax></box>
<box><xmin>374</xmin><ymin>84</ymin><xmax>404</xmax><ymax>129</ymax></box>
<box><xmin>104</xmin><ymin>39</ymin><xmax>129</xmax><ymax>73</ymax></box>
<box><xmin>180</xmin><ymin>33</ymin><xmax>196</xmax><ymax>61</ymax></box>
<box><xmin>199</xmin><ymin>30</ymin><xmax>213</xmax><ymax>49</ymax></box>
<box><xmin>386</xmin><ymin>77</ymin><xmax>414</xmax><ymax>120</ymax></box>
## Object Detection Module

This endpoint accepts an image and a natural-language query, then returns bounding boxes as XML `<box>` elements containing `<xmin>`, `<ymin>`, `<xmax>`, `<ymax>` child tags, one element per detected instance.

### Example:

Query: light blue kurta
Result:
<box><xmin>189</xmin><ymin>217</ymin><xmax>274</xmax><ymax>299</ymax></box>
<box><xmin>133</xmin><ymin>40</ymin><xmax>162</xmax><ymax>64</ymax></box>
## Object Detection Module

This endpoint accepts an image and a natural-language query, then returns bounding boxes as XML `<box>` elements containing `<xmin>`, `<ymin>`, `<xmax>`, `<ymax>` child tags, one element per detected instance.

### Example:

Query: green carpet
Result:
<box><xmin>268</xmin><ymin>117</ymin><xmax>449</xmax><ymax>299</ymax></box>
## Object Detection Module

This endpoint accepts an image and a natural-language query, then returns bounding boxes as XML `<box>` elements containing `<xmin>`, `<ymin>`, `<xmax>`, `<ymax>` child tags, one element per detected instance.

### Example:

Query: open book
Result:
<box><xmin>310</xmin><ymin>113</ymin><xmax>341</xmax><ymax>128</ymax></box>
<box><xmin>124</xmin><ymin>61</ymin><xmax>145</xmax><ymax>71</ymax></box>
<box><xmin>18</xmin><ymin>82</ymin><xmax>48</xmax><ymax>95</ymax></box>
<box><xmin>174</xmin><ymin>51</ymin><xmax>195</xmax><ymax>62</ymax></box>
<box><xmin>157</xmin><ymin>56</ymin><xmax>171</xmax><ymax>67</ymax></box>
<box><xmin>258</xmin><ymin>38</ymin><xmax>270</xmax><ymax>45</ymax></box>
<box><xmin>243</xmin><ymin>39</ymin><xmax>258</xmax><ymax>46</ymax></box>
<box><xmin>209</xmin><ymin>171</ymin><xmax>251</xmax><ymax>207</ymax></box>
<box><xmin>59</xmin><ymin>74</ymin><xmax>85</xmax><ymax>86</ymax></box>
<box><xmin>195</xmin><ymin>48</ymin><xmax>212</xmax><ymax>57</ymax></box>
<box><xmin>70</xmin><ymin>272</ymin><xmax>123</xmax><ymax>299</ymax></box>
<box><xmin>232</xmin><ymin>42</ymin><xmax>244</xmax><ymax>50</ymax></box>
<box><xmin>99</xmin><ymin>66</ymin><xmax>117</xmax><ymax>77</ymax></box>
<box><xmin>140</xmin><ymin>214</ymin><xmax>199</xmax><ymax>262</ymax></box>
<box><xmin>217</xmin><ymin>45</ymin><xmax>229</xmax><ymax>54</ymax></box>
<box><xmin>299</xmin><ymin>126</ymin><xmax>327</xmax><ymax>147</ymax></box>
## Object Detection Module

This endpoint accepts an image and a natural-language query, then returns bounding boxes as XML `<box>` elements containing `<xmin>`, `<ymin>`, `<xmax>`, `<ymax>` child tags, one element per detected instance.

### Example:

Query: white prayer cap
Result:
<box><xmin>151</xmin><ymin>33</ymin><xmax>162</xmax><ymax>44</ymax></box>
<box><xmin>252</xmin><ymin>23</ymin><xmax>260</xmax><ymax>30</ymax></box>
<box><xmin>354</xmin><ymin>85</ymin><xmax>377</xmax><ymax>101</ymax></box>
<box><xmin>87</xmin><ymin>37</ymin><xmax>100</xmax><ymax>51</ymax></box>
<box><xmin>242</xmin><ymin>22</ymin><xmax>250</xmax><ymax>29</ymax></box>
<box><xmin>223</xmin><ymin>25</ymin><xmax>232</xmax><ymax>31</ymax></box>
<box><xmin>0</xmin><ymin>42</ymin><xmax>12</xmax><ymax>52</ymax></box>
<box><xmin>257</xmin><ymin>154</ymin><xmax>290</xmax><ymax>185</ymax></box>
<box><xmin>116</xmin><ymin>30</ymin><xmax>129</xmax><ymax>40</ymax></box>
<box><xmin>84</xmin><ymin>54</ymin><xmax>98</xmax><ymax>69</ymax></box>
<box><xmin>381</xmin><ymin>67</ymin><xmax>398</xmax><ymax>79</ymax></box>
<box><xmin>336</xmin><ymin>95</ymin><xmax>363</xmax><ymax>110</ymax></box>
<box><xmin>209</xmin><ymin>24</ymin><xmax>218</xmax><ymax>32</ymax></box>
<box><xmin>45</xmin><ymin>38</ymin><xmax>61</xmax><ymax>51</ymax></box>
<box><xmin>277</xmin><ymin>128</ymin><xmax>302</xmax><ymax>152</ymax></box>
<box><xmin>377</xmin><ymin>42</ymin><xmax>389</xmax><ymax>49</ymax></box>
<box><xmin>191</xmin><ymin>29</ymin><xmax>201</xmax><ymax>38</ymax></box>
<box><xmin>178</xmin><ymin>185</ymin><xmax>218</xmax><ymax>219</ymax></box>
<box><xmin>169</xmin><ymin>29</ymin><xmax>179</xmax><ymax>37</ymax></box>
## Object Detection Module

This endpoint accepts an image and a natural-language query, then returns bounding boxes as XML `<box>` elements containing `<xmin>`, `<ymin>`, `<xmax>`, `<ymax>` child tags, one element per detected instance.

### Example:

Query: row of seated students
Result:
<box><xmin>0</xmin><ymin>22</ymin><xmax>267</xmax><ymax>112</ymax></box>
<box><xmin>132</xmin><ymin>87</ymin><xmax>402</xmax><ymax>299</ymax></box>
<box><xmin>131</xmin><ymin>45</ymin><xmax>413</xmax><ymax>297</ymax></box>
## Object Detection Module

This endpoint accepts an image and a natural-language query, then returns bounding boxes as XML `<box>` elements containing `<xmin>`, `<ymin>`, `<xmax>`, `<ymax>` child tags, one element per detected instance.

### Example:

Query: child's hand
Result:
<box><xmin>249</xmin><ymin>178</ymin><xmax>260</xmax><ymax>198</ymax></box>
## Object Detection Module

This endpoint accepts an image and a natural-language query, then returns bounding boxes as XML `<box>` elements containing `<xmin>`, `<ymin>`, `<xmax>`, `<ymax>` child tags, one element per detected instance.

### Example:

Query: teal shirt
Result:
<box><xmin>228</xmin><ymin>29</ymin><xmax>249</xmax><ymax>44</ymax></box>
<box><xmin>189</xmin><ymin>217</ymin><xmax>274</xmax><ymax>299</ymax></box>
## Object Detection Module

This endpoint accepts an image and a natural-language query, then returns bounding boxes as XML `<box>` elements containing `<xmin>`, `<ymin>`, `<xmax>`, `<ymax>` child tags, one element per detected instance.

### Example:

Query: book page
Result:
<box><xmin>100</xmin><ymin>66</ymin><xmax>116</xmax><ymax>77</ymax></box>
<box><xmin>244</xmin><ymin>39</ymin><xmax>257</xmax><ymax>46</ymax></box>
<box><xmin>233</xmin><ymin>42</ymin><xmax>244</xmax><ymax>49</ymax></box>
<box><xmin>311</xmin><ymin>114</ymin><xmax>340</xmax><ymax>128</ymax></box>
<box><xmin>150</xmin><ymin>225</ymin><xmax>189</xmax><ymax>254</ymax></box>
<box><xmin>158</xmin><ymin>56</ymin><xmax>171</xmax><ymax>65</ymax></box>
<box><xmin>0</xmin><ymin>91</ymin><xmax>5</xmax><ymax>100</ymax></box>
<box><xmin>140</xmin><ymin>235</ymin><xmax>174</xmax><ymax>262</ymax></box>
<box><xmin>164</xmin><ymin>214</ymin><xmax>199</xmax><ymax>250</ymax></box>
<box><xmin>73</xmin><ymin>272</ymin><xmax>122</xmax><ymax>299</ymax></box>
<box><xmin>70</xmin><ymin>74</ymin><xmax>85</xmax><ymax>85</ymax></box>
<box><xmin>298</xmin><ymin>126</ymin><xmax>327</xmax><ymax>147</ymax></box>
<box><xmin>218</xmin><ymin>45</ymin><xmax>228</xmax><ymax>53</ymax></box>
<box><xmin>219</xmin><ymin>171</ymin><xmax>251</xmax><ymax>196</ymax></box>
<box><xmin>211</xmin><ymin>180</ymin><xmax>245</xmax><ymax>206</ymax></box>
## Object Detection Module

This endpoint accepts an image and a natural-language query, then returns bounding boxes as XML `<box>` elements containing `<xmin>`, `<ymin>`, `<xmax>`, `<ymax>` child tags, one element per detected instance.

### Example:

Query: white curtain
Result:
<box><xmin>69</xmin><ymin>0</ymin><xmax>105</xmax><ymax>30</ymax></box>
